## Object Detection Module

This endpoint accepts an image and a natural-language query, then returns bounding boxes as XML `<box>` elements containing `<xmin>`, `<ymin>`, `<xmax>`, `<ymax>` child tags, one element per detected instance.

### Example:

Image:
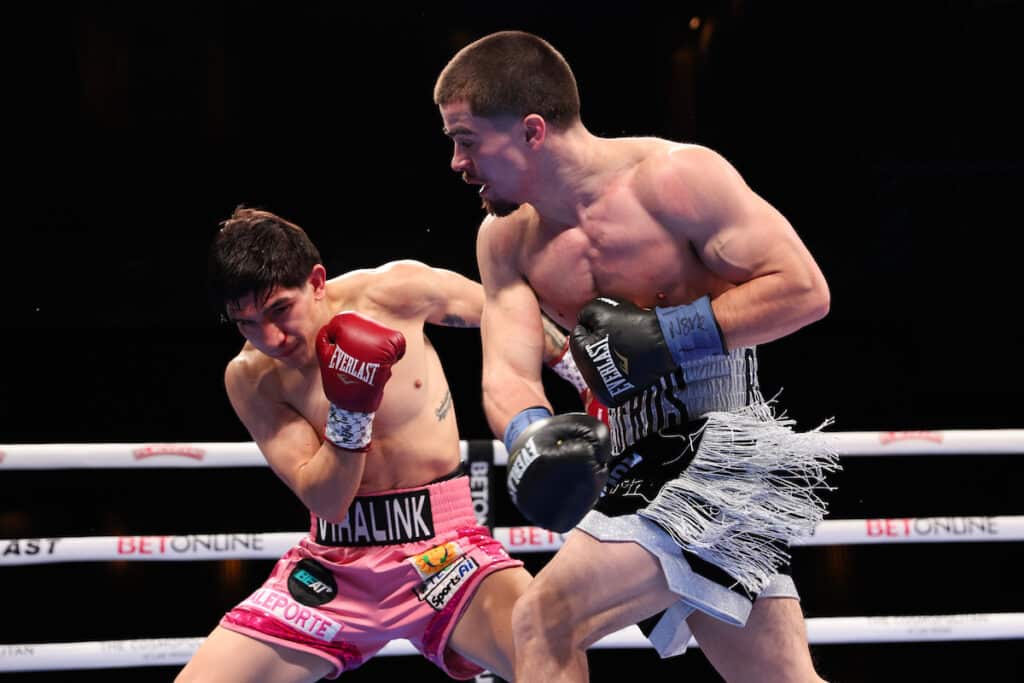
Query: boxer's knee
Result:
<box><xmin>511</xmin><ymin>577</ymin><xmax>583</xmax><ymax>651</ymax></box>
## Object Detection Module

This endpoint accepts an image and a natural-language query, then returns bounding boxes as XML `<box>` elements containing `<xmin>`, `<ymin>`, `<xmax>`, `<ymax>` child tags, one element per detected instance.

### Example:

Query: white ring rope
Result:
<box><xmin>3</xmin><ymin>515</ymin><xmax>1022</xmax><ymax>566</ymax></box>
<box><xmin>2</xmin><ymin>429</ymin><xmax>1024</xmax><ymax>469</ymax></box>
<box><xmin>5</xmin><ymin>430</ymin><xmax>1022</xmax><ymax>674</ymax></box>
<box><xmin>3</xmin><ymin>613</ymin><xmax>1023</xmax><ymax>672</ymax></box>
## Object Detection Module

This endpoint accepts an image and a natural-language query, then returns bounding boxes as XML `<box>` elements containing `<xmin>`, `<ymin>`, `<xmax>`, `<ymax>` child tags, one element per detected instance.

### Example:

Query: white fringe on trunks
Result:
<box><xmin>638</xmin><ymin>401</ymin><xmax>840</xmax><ymax>595</ymax></box>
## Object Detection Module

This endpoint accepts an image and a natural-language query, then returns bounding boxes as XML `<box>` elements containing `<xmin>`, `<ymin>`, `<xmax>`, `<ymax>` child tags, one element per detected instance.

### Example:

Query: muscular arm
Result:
<box><xmin>225</xmin><ymin>358</ymin><xmax>364</xmax><ymax>522</ymax></box>
<box><xmin>367</xmin><ymin>258</ymin><xmax>568</xmax><ymax>361</ymax></box>
<box><xmin>477</xmin><ymin>216</ymin><xmax>552</xmax><ymax>438</ymax></box>
<box><xmin>656</xmin><ymin>146</ymin><xmax>829</xmax><ymax>349</ymax></box>
<box><xmin>540</xmin><ymin>312</ymin><xmax>570</xmax><ymax>363</ymax></box>
<box><xmin>365</xmin><ymin>260</ymin><xmax>483</xmax><ymax>327</ymax></box>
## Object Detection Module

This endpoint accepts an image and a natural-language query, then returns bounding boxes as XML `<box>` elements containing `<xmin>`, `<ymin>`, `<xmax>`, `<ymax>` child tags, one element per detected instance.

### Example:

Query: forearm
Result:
<box><xmin>482</xmin><ymin>372</ymin><xmax>552</xmax><ymax>439</ymax></box>
<box><xmin>294</xmin><ymin>441</ymin><xmax>367</xmax><ymax>521</ymax></box>
<box><xmin>573</xmin><ymin>270</ymin><xmax>825</xmax><ymax>408</ymax></box>
<box><xmin>481</xmin><ymin>308</ymin><xmax>552</xmax><ymax>436</ymax></box>
<box><xmin>711</xmin><ymin>270</ymin><xmax>829</xmax><ymax>349</ymax></box>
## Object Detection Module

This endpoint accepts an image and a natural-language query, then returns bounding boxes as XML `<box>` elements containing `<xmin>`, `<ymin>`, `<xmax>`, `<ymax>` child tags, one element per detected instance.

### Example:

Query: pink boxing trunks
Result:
<box><xmin>220</xmin><ymin>475</ymin><xmax>522</xmax><ymax>679</ymax></box>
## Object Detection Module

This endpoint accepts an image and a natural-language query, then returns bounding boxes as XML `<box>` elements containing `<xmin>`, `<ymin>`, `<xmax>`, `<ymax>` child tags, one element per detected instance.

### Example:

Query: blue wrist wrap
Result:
<box><xmin>654</xmin><ymin>295</ymin><xmax>726</xmax><ymax>366</ymax></box>
<box><xmin>503</xmin><ymin>406</ymin><xmax>552</xmax><ymax>454</ymax></box>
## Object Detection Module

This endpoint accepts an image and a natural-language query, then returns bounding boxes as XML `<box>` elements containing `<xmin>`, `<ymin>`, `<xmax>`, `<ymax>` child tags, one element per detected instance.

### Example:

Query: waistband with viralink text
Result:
<box><xmin>314</xmin><ymin>488</ymin><xmax>435</xmax><ymax>547</ymax></box>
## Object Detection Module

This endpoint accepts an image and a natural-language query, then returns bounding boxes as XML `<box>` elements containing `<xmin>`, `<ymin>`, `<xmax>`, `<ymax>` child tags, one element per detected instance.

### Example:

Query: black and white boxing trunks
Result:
<box><xmin>576</xmin><ymin>346</ymin><xmax>839</xmax><ymax>657</ymax></box>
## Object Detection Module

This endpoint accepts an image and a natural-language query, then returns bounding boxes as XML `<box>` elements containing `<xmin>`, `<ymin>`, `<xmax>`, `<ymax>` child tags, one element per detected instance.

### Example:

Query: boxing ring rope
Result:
<box><xmin>5</xmin><ymin>613</ymin><xmax>1024</xmax><ymax>673</ymax></box>
<box><xmin>3</xmin><ymin>428</ymin><xmax>1024</xmax><ymax>469</ymax></box>
<box><xmin>3</xmin><ymin>429</ymin><xmax>1024</xmax><ymax>673</ymax></box>
<box><xmin>3</xmin><ymin>515</ymin><xmax>1024</xmax><ymax>567</ymax></box>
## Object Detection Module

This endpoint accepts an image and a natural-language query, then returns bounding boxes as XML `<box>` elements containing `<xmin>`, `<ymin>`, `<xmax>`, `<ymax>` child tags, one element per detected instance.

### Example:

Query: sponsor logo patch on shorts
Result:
<box><xmin>241</xmin><ymin>587</ymin><xmax>342</xmax><ymax>641</ymax></box>
<box><xmin>315</xmin><ymin>489</ymin><xmax>434</xmax><ymax>546</ymax></box>
<box><xmin>408</xmin><ymin>541</ymin><xmax>463</xmax><ymax>580</ymax></box>
<box><xmin>287</xmin><ymin>559</ymin><xmax>338</xmax><ymax>606</ymax></box>
<box><xmin>414</xmin><ymin>555</ymin><xmax>480</xmax><ymax>612</ymax></box>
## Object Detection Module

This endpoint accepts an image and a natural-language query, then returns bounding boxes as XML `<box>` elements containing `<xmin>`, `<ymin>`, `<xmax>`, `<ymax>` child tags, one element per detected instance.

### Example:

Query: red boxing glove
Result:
<box><xmin>582</xmin><ymin>388</ymin><xmax>609</xmax><ymax>426</ymax></box>
<box><xmin>548</xmin><ymin>340</ymin><xmax>610</xmax><ymax>426</ymax></box>
<box><xmin>316</xmin><ymin>311</ymin><xmax>406</xmax><ymax>450</ymax></box>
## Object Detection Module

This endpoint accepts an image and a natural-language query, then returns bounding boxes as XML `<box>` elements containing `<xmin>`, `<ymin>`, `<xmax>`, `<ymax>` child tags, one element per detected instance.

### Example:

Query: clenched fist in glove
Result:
<box><xmin>504</xmin><ymin>408</ymin><xmax>611</xmax><ymax>533</ymax></box>
<box><xmin>316</xmin><ymin>311</ymin><xmax>406</xmax><ymax>451</ymax></box>
<box><xmin>570</xmin><ymin>295</ymin><xmax>726</xmax><ymax>407</ymax></box>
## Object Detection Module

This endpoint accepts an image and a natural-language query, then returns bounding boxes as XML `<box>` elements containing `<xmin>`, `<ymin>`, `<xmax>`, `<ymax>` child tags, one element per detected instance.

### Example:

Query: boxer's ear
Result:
<box><xmin>523</xmin><ymin>114</ymin><xmax>546</xmax><ymax>149</ymax></box>
<box><xmin>309</xmin><ymin>264</ymin><xmax>327</xmax><ymax>300</ymax></box>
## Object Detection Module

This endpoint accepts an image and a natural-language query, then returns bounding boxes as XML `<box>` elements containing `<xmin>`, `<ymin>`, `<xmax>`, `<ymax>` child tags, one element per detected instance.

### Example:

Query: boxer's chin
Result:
<box><xmin>483</xmin><ymin>197</ymin><xmax>520</xmax><ymax>217</ymax></box>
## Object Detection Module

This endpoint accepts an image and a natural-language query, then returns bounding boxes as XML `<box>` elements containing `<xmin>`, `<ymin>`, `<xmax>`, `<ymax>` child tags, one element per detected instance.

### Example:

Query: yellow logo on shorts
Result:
<box><xmin>409</xmin><ymin>541</ymin><xmax>462</xmax><ymax>579</ymax></box>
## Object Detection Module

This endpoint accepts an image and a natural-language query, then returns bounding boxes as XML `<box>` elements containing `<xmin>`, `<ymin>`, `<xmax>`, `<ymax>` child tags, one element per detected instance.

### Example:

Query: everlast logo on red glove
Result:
<box><xmin>327</xmin><ymin>346</ymin><xmax>381</xmax><ymax>386</ymax></box>
<box><xmin>316</xmin><ymin>311</ymin><xmax>406</xmax><ymax>450</ymax></box>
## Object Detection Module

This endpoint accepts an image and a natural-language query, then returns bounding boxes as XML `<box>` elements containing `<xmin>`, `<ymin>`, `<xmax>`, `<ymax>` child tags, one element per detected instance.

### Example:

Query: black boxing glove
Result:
<box><xmin>570</xmin><ymin>295</ymin><xmax>726</xmax><ymax>407</ymax></box>
<box><xmin>504</xmin><ymin>408</ymin><xmax>610</xmax><ymax>533</ymax></box>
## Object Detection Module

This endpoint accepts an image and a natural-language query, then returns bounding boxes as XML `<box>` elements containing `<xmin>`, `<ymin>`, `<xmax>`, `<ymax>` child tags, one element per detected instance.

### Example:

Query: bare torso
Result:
<box><xmin>238</xmin><ymin>271</ymin><xmax>461</xmax><ymax>495</ymax></box>
<box><xmin>517</xmin><ymin>140</ymin><xmax>734</xmax><ymax>329</ymax></box>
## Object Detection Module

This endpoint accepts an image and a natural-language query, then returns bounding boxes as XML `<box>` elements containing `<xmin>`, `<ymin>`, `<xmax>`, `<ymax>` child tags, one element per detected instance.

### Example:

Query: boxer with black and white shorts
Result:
<box><xmin>437</xmin><ymin>29</ymin><xmax>840</xmax><ymax>682</ymax></box>
<box><xmin>537</xmin><ymin>312</ymin><xmax>837</xmax><ymax>656</ymax></box>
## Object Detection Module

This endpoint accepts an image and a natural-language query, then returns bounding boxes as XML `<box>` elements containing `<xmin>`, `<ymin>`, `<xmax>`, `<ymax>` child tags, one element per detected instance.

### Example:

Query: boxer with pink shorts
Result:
<box><xmin>220</xmin><ymin>475</ymin><xmax>521</xmax><ymax>679</ymax></box>
<box><xmin>183</xmin><ymin>209</ymin><xmax>549</xmax><ymax>683</ymax></box>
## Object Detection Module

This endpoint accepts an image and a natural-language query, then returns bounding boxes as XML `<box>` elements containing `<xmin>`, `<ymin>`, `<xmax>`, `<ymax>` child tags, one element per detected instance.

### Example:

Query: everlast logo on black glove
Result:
<box><xmin>505</xmin><ymin>413</ymin><xmax>611</xmax><ymax>533</ymax></box>
<box><xmin>506</xmin><ymin>439</ymin><xmax>541</xmax><ymax>503</ymax></box>
<box><xmin>582</xmin><ymin>335</ymin><xmax>635</xmax><ymax>400</ymax></box>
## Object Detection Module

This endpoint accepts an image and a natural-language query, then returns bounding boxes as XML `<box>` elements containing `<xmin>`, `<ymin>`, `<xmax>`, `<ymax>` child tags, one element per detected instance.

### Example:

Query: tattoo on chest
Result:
<box><xmin>440</xmin><ymin>314</ymin><xmax>469</xmax><ymax>327</ymax></box>
<box><xmin>435</xmin><ymin>390</ymin><xmax>452</xmax><ymax>421</ymax></box>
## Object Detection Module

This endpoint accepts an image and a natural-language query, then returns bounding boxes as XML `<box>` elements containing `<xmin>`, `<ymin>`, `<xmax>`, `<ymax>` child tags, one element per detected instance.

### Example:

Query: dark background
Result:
<box><xmin>3</xmin><ymin>2</ymin><xmax>1024</xmax><ymax>681</ymax></box>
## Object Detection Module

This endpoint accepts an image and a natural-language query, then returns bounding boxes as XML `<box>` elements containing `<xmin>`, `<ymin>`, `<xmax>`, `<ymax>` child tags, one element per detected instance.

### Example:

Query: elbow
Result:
<box><xmin>297</xmin><ymin>473</ymin><xmax>351</xmax><ymax>523</ymax></box>
<box><xmin>316</xmin><ymin>507</ymin><xmax>348</xmax><ymax>524</ymax></box>
<box><xmin>308</xmin><ymin>493</ymin><xmax>349</xmax><ymax>523</ymax></box>
<box><xmin>805</xmin><ymin>273</ymin><xmax>830</xmax><ymax>323</ymax></box>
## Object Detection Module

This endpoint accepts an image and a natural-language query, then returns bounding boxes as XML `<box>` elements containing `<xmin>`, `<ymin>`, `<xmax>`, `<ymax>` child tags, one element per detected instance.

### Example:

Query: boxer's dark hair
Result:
<box><xmin>208</xmin><ymin>206</ymin><xmax>322</xmax><ymax>316</ymax></box>
<box><xmin>434</xmin><ymin>30</ymin><xmax>580</xmax><ymax>129</ymax></box>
